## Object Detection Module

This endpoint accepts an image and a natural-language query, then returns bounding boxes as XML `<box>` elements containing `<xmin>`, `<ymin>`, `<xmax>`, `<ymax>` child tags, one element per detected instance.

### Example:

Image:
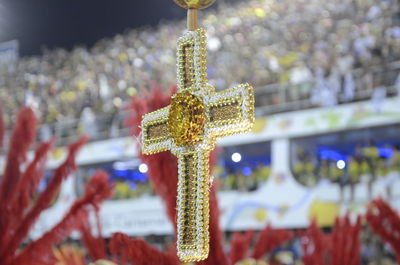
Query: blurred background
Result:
<box><xmin>0</xmin><ymin>0</ymin><xmax>400</xmax><ymax>264</ymax></box>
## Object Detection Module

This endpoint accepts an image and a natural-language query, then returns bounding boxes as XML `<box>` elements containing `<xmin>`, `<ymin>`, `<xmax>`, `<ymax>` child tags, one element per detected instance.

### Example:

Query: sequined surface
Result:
<box><xmin>183</xmin><ymin>45</ymin><xmax>195</xmax><ymax>88</ymax></box>
<box><xmin>210</xmin><ymin>102</ymin><xmax>241</xmax><ymax>122</ymax></box>
<box><xmin>181</xmin><ymin>155</ymin><xmax>197</xmax><ymax>245</ymax></box>
<box><xmin>147</xmin><ymin>122</ymin><xmax>169</xmax><ymax>139</ymax></box>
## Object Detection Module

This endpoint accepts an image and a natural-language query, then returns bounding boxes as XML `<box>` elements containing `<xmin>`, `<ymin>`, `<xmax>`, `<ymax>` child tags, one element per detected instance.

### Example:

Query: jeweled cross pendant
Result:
<box><xmin>141</xmin><ymin>28</ymin><xmax>254</xmax><ymax>262</ymax></box>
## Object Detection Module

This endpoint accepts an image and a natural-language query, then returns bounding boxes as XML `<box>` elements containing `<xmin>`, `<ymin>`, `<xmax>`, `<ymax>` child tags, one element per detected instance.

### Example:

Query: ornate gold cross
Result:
<box><xmin>141</xmin><ymin>1</ymin><xmax>255</xmax><ymax>262</ymax></box>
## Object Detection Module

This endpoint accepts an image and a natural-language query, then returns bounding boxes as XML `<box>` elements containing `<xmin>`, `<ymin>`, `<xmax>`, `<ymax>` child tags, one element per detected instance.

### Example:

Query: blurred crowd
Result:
<box><xmin>74</xmin><ymin>139</ymin><xmax>400</xmax><ymax>200</ymax></box>
<box><xmin>0</xmin><ymin>0</ymin><xmax>399</xmax><ymax>134</ymax></box>
<box><xmin>215</xmin><ymin>163</ymin><xmax>271</xmax><ymax>192</ymax></box>
<box><xmin>76</xmin><ymin>162</ymin><xmax>271</xmax><ymax>200</ymax></box>
<box><xmin>75</xmin><ymin>167</ymin><xmax>155</xmax><ymax>200</ymax></box>
<box><xmin>293</xmin><ymin>142</ymin><xmax>400</xmax><ymax>189</ymax></box>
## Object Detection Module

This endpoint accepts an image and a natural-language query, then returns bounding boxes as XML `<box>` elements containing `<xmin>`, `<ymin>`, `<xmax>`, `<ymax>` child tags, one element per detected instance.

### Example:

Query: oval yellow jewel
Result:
<box><xmin>168</xmin><ymin>92</ymin><xmax>205</xmax><ymax>146</ymax></box>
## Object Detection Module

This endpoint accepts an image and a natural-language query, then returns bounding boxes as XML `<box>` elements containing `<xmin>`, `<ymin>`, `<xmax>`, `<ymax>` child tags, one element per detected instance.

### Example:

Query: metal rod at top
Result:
<box><xmin>173</xmin><ymin>0</ymin><xmax>216</xmax><ymax>30</ymax></box>
<box><xmin>187</xmin><ymin>9</ymin><xmax>198</xmax><ymax>31</ymax></box>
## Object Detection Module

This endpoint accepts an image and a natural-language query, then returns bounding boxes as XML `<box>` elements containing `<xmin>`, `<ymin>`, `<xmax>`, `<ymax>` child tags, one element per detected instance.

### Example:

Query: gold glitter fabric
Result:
<box><xmin>181</xmin><ymin>155</ymin><xmax>197</xmax><ymax>245</ymax></box>
<box><xmin>183</xmin><ymin>44</ymin><xmax>195</xmax><ymax>88</ymax></box>
<box><xmin>210</xmin><ymin>102</ymin><xmax>241</xmax><ymax>122</ymax></box>
<box><xmin>141</xmin><ymin>28</ymin><xmax>255</xmax><ymax>262</ymax></box>
<box><xmin>148</xmin><ymin>122</ymin><xmax>169</xmax><ymax>139</ymax></box>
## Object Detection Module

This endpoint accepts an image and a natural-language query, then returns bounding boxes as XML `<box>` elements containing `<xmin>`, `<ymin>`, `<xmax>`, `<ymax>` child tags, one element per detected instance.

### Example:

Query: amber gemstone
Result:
<box><xmin>168</xmin><ymin>92</ymin><xmax>205</xmax><ymax>146</ymax></box>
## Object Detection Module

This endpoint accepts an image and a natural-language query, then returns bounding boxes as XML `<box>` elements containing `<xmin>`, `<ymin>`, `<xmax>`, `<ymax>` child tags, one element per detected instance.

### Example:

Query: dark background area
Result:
<box><xmin>0</xmin><ymin>0</ymin><xmax>227</xmax><ymax>56</ymax></box>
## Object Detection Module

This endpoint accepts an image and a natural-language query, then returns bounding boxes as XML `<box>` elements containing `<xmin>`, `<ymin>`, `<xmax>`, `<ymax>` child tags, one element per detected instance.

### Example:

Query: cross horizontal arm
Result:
<box><xmin>141</xmin><ymin>106</ymin><xmax>171</xmax><ymax>155</ymax></box>
<box><xmin>206</xmin><ymin>83</ymin><xmax>255</xmax><ymax>138</ymax></box>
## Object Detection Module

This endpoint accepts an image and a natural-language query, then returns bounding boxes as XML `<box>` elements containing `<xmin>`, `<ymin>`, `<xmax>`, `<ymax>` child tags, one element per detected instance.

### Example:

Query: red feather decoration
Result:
<box><xmin>0</xmin><ymin>106</ymin><xmax>114</xmax><ymax>265</ymax></box>
<box><xmin>109</xmin><ymin>233</ymin><xmax>131</xmax><ymax>265</ymax></box>
<box><xmin>302</xmin><ymin>215</ymin><xmax>361</xmax><ymax>265</ymax></box>
<box><xmin>230</xmin><ymin>230</ymin><xmax>254</xmax><ymax>264</ymax></box>
<box><xmin>366</xmin><ymin>198</ymin><xmax>400</xmax><ymax>263</ymax></box>
<box><xmin>109</xmin><ymin>232</ymin><xmax>179</xmax><ymax>265</ymax></box>
<box><xmin>0</xmin><ymin>107</ymin><xmax>38</xmax><ymax>255</ymax></box>
<box><xmin>15</xmin><ymin>138</ymin><xmax>55</xmax><ymax>216</ymax></box>
<box><xmin>9</xmin><ymin>170</ymin><xmax>113</xmax><ymax>265</ymax></box>
<box><xmin>0</xmin><ymin>105</ymin><xmax>4</xmax><ymax>149</ymax></box>
<box><xmin>80</xmin><ymin>211</ymin><xmax>108</xmax><ymax>261</ymax></box>
<box><xmin>301</xmin><ymin>220</ymin><xmax>329</xmax><ymax>265</ymax></box>
<box><xmin>330</xmin><ymin>214</ymin><xmax>361</xmax><ymax>265</ymax></box>
<box><xmin>251</xmin><ymin>224</ymin><xmax>294</xmax><ymax>260</ymax></box>
<box><xmin>0</xmin><ymin>107</ymin><xmax>37</xmax><ymax>202</ymax></box>
<box><xmin>1</xmin><ymin>136</ymin><xmax>89</xmax><ymax>261</ymax></box>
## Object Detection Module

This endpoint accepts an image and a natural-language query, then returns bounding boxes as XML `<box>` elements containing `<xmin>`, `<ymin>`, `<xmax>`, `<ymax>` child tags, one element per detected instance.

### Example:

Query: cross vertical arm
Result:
<box><xmin>140</xmin><ymin>14</ymin><xmax>255</xmax><ymax>262</ymax></box>
<box><xmin>176</xmin><ymin>29</ymin><xmax>207</xmax><ymax>92</ymax></box>
<box><xmin>176</xmin><ymin>149</ymin><xmax>210</xmax><ymax>262</ymax></box>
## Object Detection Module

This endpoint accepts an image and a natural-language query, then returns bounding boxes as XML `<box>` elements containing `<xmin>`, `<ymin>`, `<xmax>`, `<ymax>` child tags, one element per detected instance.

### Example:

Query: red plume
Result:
<box><xmin>0</xmin><ymin>136</ymin><xmax>88</xmax><ymax>263</ymax></box>
<box><xmin>0</xmin><ymin>105</ymin><xmax>4</xmax><ymax>149</ymax></box>
<box><xmin>0</xmin><ymin>107</ymin><xmax>38</xmax><ymax>255</ymax></box>
<box><xmin>302</xmin><ymin>215</ymin><xmax>360</xmax><ymax>265</ymax></box>
<box><xmin>366</xmin><ymin>198</ymin><xmax>400</xmax><ymax>263</ymax></box>
<box><xmin>79</xmin><ymin>170</ymin><xmax>115</xmax><ymax>262</ymax></box>
<box><xmin>330</xmin><ymin>214</ymin><xmax>361</xmax><ymax>265</ymax></box>
<box><xmin>14</xmin><ymin>138</ymin><xmax>55</xmax><ymax>215</ymax></box>
<box><xmin>9</xmin><ymin>170</ymin><xmax>113</xmax><ymax>265</ymax></box>
<box><xmin>251</xmin><ymin>224</ymin><xmax>294</xmax><ymax>260</ymax></box>
<box><xmin>0</xmin><ymin>106</ymin><xmax>114</xmax><ymax>265</ymax></box>
<box><xmin>109</xmin><ymin>232</ymin><xmax>179</xmax><ymax>265</ymax></box>
<box><xmin>80</xmin><ymin>211</ymin><xmax>107</xmax><ymax>261</ymax></box>
<box><xmin>0</xmin><ymin>107</ymin><xmax>37</xmax><ymax>202</ymax></box>
<box><xmin>230</xmin><ymin>230</ymin><xmax>254</xmax><ymax>264</ymax></box>
<box><xmin>109</xmin><ymin>233</ymin><xmax>131</xmax><ymax>265</ymax></box>
<box><xmin>301</xmin><ymin>220</ymin><xmax>330</xmax><ymax>265</ymax></box>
